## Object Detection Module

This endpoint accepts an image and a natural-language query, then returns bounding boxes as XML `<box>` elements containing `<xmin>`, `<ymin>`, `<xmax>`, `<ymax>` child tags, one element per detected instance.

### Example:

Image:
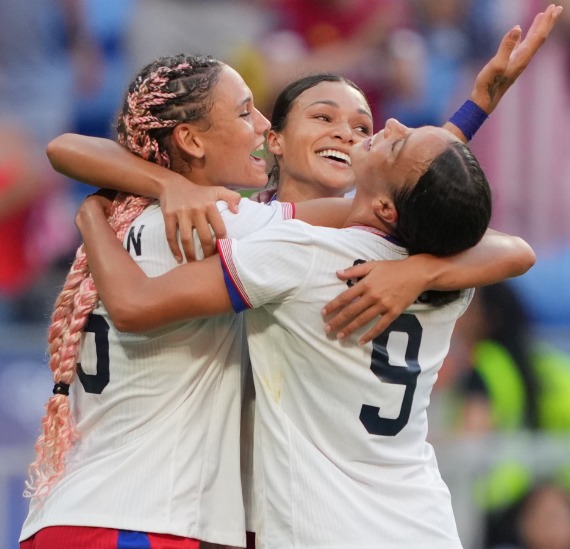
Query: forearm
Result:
<box><xmin>417</xmin><ymin>229</ymin><xmax>536</xmax><ymax>290</ymax></box>
<box><xmin>76</xmin><ymin>203</ymin><xmax>232</xmax><ymax>331</ymax></box>
<box><xmin>47</xmin><ymin>134</ymin><xmax>170</xmax><ymax>198</ymax></box>
<box><xmin>295</xmin><ymin>197</ymin><xmax>352</xmax><ymax>227</ymax></box>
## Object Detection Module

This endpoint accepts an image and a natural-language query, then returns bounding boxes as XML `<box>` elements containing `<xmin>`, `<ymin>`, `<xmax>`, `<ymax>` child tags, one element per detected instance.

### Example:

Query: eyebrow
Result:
<box><xmin>306</xmin><ymin>99</ymin><xmax>373</xmax><ymax>121</ymax></box>
<box><xmin>238</xmin><ymin>96</ymin><xmax>253</xmax><ymax>109</ymax></box>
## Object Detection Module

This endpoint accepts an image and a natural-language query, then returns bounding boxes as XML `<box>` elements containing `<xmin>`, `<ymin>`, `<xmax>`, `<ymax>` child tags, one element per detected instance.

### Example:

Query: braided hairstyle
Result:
<box><xmin>392</xmin><ymin>141</ymin><xmax>492</xmax><ymax>307</ymax></box>
<box><xmin>25</xmin><ymin>54</ymin><xmax>224</xmax><ymax>498</ymax></box>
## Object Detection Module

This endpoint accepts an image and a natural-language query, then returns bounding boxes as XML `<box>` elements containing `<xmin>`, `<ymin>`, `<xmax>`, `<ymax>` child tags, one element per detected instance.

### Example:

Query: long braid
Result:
<box><xmin>25</xmin><ymin>53</ymin><xmax>223</xmax><ymax>498</ymax></box>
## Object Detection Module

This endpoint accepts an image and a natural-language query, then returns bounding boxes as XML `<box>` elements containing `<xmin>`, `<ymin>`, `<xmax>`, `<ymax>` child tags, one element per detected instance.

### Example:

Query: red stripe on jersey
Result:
<box><xmin>283</xmin><ymin>201</ymin><xmax>295</xmax><ymax>219</ymax></box>
<box><xmin>216</xmin><ymin>238</ymin><xmax>253</xmax><ymax>309</ymax></box>
<box><xmin>147</xmin><ymin>532</ymin><xmax>200</xmax><ymax>548</ymax></box>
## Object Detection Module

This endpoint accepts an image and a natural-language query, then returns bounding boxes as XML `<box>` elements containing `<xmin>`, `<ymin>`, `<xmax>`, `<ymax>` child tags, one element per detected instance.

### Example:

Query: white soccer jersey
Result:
<box><xmin>218</xmin><ymin>220</ymin><xmax>473</xmax><ymax>549</ymax></box>
<box><xmin>20</xmin><ymin>198</ymin><xmax>293</xmax><ymax>545</ymax></box>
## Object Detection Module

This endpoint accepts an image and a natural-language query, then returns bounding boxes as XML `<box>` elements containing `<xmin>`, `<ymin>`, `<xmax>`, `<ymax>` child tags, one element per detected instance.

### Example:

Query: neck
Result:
<box><xmin>343</xmin><ymin>191</ymin><xmax>394</xmax><ymax>235</ymax></box>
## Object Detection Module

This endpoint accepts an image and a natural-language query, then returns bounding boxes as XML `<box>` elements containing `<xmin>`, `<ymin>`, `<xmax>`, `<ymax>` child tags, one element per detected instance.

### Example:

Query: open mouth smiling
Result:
<box><xmin>316</xmin><ymin>149</ymin><xmax>352</xmax><ymax>167</ymax></box>
<box><xmin>250</xmin><ymin>143</ymin><xmax>266</xmax><ymax>164</ymax></box>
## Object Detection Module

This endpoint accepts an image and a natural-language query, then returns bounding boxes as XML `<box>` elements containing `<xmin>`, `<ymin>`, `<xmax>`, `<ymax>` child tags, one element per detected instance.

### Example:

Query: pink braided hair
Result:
<box><xmin>25</xmin><ymin>54</ymin><xmax>222</xmax><ymax>498</ymax></box>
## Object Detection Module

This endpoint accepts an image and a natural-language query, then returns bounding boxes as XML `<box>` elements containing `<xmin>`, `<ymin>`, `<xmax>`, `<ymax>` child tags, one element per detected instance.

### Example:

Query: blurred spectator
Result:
<box><xmin>70</xmin><ymin>0</ymin><xmax>134</xmax><ymax>204</ymax></box>
<box><xmin>441</xmin><ymin>281</ymin><xmax>570</xmax><ymax>548</ymax></box>
<box><xmin>127</xmin><ymin>0</ymin><xmax>271</xmax><ymax>77</ymax></box>
<box><xmin>450</xmin><ymin>282</ymin><xmax>570</xmax><ymax>435</ymax></box>
<box><xmin>233</xmin><ymin>0</ymin><xmax>413</xmax><ymax>120</ymax></box>
<box><xmin>0</xmin><ymin>157</ymin><xmax>73</xmax><ymax>324</ymax></box>
<box><xmin>73</xmin><ymin>0</ymin><xmax>134</xmax><ymax>139</ymax></box>
<box><xmin>0</xmin><ymin>0</ymin><xmax>101</xmax><ymax>145</ymax></box>
<box><xmin>0</xmin><ymin>0</ymin><xmax>102</xmax><ymax>323</ymax></box>
<box><xmin>384</xmin><ymin>0</ymin><xmax>497</xmax><ymax>127</ymax></box>
<box><xmin>490</xmin><ymin>482</ymin><xmax>570</xmax><ymax>549</ymax></box>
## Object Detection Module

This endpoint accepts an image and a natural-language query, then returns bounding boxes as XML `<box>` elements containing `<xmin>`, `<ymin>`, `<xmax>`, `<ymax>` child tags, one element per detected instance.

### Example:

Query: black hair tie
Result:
<box><xmin>53</xmin><ymin>382</ymin><xmax>70</xmax><ymax>396</ymax></box>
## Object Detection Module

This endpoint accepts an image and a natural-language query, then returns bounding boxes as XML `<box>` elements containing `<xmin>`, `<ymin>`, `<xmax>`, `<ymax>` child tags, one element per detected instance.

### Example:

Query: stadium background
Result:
<box><xmin>1</xmin><ymin>1</ymin><xmax>569</xmax><ymax>547</ymax></box>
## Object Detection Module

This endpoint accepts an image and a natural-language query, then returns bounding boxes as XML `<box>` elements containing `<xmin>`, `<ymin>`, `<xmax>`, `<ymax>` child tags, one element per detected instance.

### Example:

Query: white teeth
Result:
<box><xmin>317</xmin><ymin>149</ymin><xmax>351</xmax><ymax>166</ymax></box>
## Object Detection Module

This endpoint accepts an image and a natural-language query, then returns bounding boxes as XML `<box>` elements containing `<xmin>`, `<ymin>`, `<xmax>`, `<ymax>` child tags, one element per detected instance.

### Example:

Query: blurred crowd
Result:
<box><xmin>1</xmin><ymin>0</ymin><xmax>570</xmax><ymax>326</ymax></box>
<box><xmin>1</xmin><ymin>1</ymin><xmax>570</xmax><ymax>548</ymax></box>
<box><xmin>1</xmin><ymin>0</ymin><xmax>570</xmax><ymax>325</ymax></box>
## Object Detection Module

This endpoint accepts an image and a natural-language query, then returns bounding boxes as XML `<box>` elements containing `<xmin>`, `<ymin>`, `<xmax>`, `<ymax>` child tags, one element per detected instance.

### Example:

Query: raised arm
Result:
<box><xmin>445</xmin><ymin>3</ymin><xmax>563</xmax><ymax>142</ymax></box>
<box><xmin>322</xmin><ymin>229</ymin><xmax>536</xmax><ymax>344</ymax></box>
<box><xmin>75</xmin><ymin>194</ymin><xmax>232</xmax><ymax>332</ymax></box>
<box><xmin>47</xmin><ymin>133</ymin><xmax>241</xmax><ymax>261</ymax></box>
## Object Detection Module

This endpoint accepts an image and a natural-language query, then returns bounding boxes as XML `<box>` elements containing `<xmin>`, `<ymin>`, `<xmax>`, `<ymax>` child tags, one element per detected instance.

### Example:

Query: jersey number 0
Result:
<box><xmin>77</xmin><ymin>314</ymin><xmax>110</xmax><ymax>394</ymax></box>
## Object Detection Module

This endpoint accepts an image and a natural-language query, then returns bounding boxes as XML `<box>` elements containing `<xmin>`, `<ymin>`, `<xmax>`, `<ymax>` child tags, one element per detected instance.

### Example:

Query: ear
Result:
<box><xmin>266</xmin><ymin>129</ymin><xmax>283</xmax><ymax>156</ymax></box>
<box><xmin>172</xmin><ymin>123</ymin><xmax>205</xmax><ymax>159</ymax></box>
<box><xmin>372</xmin><ymin>197</ymin><xmax>398</xmax><ymax>225</ymax></box>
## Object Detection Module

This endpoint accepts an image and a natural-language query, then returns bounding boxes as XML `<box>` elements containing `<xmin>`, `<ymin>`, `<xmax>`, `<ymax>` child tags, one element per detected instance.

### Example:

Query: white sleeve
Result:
<box><xmin>216</xmin><ymin>198</ymin><xmax>295</xmax><ymax>240</ymax></box>
<box><xmin>217</xmin><ymin>221</ymin><xmax>314</xmax><ymax>312</ymax></box>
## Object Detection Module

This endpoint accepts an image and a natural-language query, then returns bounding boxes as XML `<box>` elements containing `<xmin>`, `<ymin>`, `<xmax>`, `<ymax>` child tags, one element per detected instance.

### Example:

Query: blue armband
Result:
<box><xmin>448</xmin><ymin>100</ymin><xmax>489</xmax><ymax>141</ymax></box>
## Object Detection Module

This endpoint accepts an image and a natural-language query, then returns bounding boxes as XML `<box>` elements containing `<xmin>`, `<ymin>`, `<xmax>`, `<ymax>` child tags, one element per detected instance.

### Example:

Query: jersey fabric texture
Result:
<box><xmin>218</xmin><ymin>220</ymin><xmax>473</xmax><ymax>549</ymax></box>
<box><xmin>20</xmin><ymin>199</ymin><xmax>294</xmax><ymax>546</ymax></box>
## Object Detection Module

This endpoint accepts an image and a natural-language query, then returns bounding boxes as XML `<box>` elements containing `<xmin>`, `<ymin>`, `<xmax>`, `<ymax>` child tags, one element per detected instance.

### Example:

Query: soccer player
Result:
<box><xmin>75</xmin><ymin>118</ymin><xmax>498</xmax><ymax>548</ymax></box>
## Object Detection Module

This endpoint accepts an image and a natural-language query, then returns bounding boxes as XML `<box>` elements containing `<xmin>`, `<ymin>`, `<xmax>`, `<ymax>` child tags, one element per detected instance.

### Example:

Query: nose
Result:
<box><xmin>332</xmin><ymin>121</ymin><xmax>355</xmax><ymax>143</ymax></box>
<box><xmin>384</xmin><ymin>118</ymin><xmax>407</xmax><ymax>137</ymax></box>
<box><xmin>255</xmin><ymin>109</ymin><xmax>271</xmax><ymax>134</ymax></box>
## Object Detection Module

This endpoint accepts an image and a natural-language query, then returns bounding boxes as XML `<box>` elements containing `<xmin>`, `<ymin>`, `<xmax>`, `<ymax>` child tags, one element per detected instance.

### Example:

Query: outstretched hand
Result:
<box><xmin>159</xmin><ymin>181</ymin><xmax>242</xmax><ymax>262</ymax></box>
<box><xmin>470</xmin><ymin>3</ymin><xmax>563</xmax><ymax>114</ymax></box>
<box><xmin>321</xmin><ymin>259</ymin><xmax>429</xmax><ymax>345</ymax></box>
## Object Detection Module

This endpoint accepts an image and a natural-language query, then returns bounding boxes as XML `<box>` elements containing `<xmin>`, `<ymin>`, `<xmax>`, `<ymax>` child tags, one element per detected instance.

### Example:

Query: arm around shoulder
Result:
<box><xmin>75</xmin><ymin>196</ymin><xmax>234</xmax><ymax>332</ymax></box>
<box><xmin>47</xmin><ymin>133</ymin><xmax>170</xmax><ymax>197</ymax></box>
<box><xmin>423</xmin><ymin>229</ymin><xmax>536</xmax><ymax>291</ymax></box>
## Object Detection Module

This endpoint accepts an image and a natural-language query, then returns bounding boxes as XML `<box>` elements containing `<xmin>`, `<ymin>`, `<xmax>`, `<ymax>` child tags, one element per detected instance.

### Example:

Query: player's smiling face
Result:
<box><xmin>197</xmin><ymin>65</ymin><xmax>270</xmax><ymax>189</ymax></box>
<box><xmin>352</xmin><ymin>119</ymin><xmax>456</xmax><ymax>196</ymax></box>
<box><xmin>267</xmin><ymin>81</ymin><xmax>373</xmax><ymax>197</ymax></box>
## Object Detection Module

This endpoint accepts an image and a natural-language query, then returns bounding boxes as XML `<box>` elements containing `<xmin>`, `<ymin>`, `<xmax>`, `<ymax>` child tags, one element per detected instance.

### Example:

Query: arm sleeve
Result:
<box><xmin>218</xmin><ymin>198</ymin><xmax>295</xmax><ymax>240</ymax></box>
<box><xmin>216</xmin><ymin>221</ymin><xmax>314</xmax><ymax>313</ymax></box>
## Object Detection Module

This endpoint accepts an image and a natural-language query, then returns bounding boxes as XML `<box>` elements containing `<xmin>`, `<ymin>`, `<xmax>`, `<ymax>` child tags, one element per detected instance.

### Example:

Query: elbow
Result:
<box><xmin>46</xmin><ymin>134</ymin><xmax>75</xmax><ymax>173</ymax></box>
<box><xmin>107</xmin><ymin>299</ymin><xmax>151</xmax><ymax>333</ymax></box>
<box><xmin>512</xmin><ymin>238</ymin><xmax>537</xmax><ymax>277</ymax></box>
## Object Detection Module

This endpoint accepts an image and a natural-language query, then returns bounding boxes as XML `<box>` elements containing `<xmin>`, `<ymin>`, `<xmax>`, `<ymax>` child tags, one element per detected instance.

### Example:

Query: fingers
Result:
<box><xmin>335</xmin><ymin>262</ymin><xmax>373</xmax><ymax>281</ymax></box>
<box><xmin>216</xmin><ymin>187</ymin><xmax>242</xmax><ymax>214</ymax></box>
<box><xmin>321</xmin><ymin>285</ymin><xmax>361</xmax><ymax>316</ymax></box>
<box><xmin>323</xmin><ymin>297</ymin><xmax>397</xmax><ymax>344</ymax></box>
<box><xmin>323</xmin><ymin>295</ymin><xmax>373</xmax><ymax>336</ymax></box>
<box><xmin>520</xmin><ymin>4</ymin><xmax>562</xmax><ymax>52</ymax></box>
<box><xmin>164</xmin><ymin>215</ymin><xmax>185</xmax><ymax>263</ymax></box>
<box><xmin>330</xmin><ymin>307</ymin><xmax>380</xmax><ymax>342</ymax></box>
<box><xmin>188</xmin><ymin>215</ymin><xmax>214</xmax><ymax>259</ymax></box>
<box><xmin>207</xmin><ymin>206</ymin><xmax>228</xmax><ymax>241</ymax></box>
<box><xmin>496</xmin><ymin>25</ymin><xmax>522</xmax><ymax>67</ymax></box>
<box><xmin>359</xmin><ymin>313</ymin><xmax>398</xmax><ymax>346</ymax></box>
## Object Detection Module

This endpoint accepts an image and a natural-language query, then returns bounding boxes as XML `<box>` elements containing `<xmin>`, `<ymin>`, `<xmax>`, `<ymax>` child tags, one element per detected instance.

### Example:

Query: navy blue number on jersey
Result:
<box><xmin>360</xmin><ymin>314</ymin><xmax>422</xmax><ymax>436</ymax></box>
<box><xmin>77</xmin><ymin>313</ymin><xmax>110</xmax><ymax>394</ymax></box>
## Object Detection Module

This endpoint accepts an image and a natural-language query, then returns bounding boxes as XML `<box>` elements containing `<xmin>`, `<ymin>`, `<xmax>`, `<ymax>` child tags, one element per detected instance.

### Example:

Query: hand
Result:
<box><xmin>75</xmin><ymin>189</ymin><xmax>115</xmax><ymax>231</ymax></box>
<box><xmin>321</xmin><ymin>259</ymin><xmax>428</xmax><ymax>345</ymax></box>
<box><xmin>470</xmin><ymin>3</ymin><xmax>563</xmax><ymax>114</ymax></box>
<box><xmin>159</xmin><ymin>180</ymin><xmax>242</xmax><ymax>262</ymax></box>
